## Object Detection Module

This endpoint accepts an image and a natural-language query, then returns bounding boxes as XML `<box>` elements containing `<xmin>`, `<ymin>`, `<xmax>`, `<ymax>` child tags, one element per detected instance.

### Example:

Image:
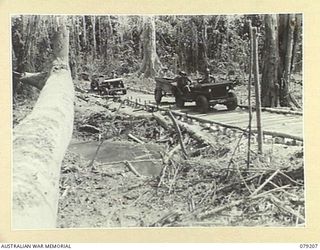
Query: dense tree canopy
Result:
<box><xmin>12</xmin><ymin>14</ymin><xmax>302</xmax><ymax>107</ymax></box>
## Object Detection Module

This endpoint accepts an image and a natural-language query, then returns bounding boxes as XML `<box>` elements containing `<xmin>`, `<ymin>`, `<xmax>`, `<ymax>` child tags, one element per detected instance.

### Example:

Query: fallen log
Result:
<box><xmin>13</xmin><ymin>21</ymin><xmax>74</xmax><ymax>229</ymax></box>
<box><xmin>19</xmin><ymin>71</ymin><xmax>48</xmax><ymax>90</ymax></box>
<box><xmin>153</xmin><ymin>112</ymin><xmax>171</xmax><ymax>130</ymax></box>
<box><xmin>154</xmin><ymin>112</ymin><xmax>217</xmax><ymax>149</ymax></box>
<box><xmin>175</xmin><ymin>119</ymin><xmax>215</xmax><ymax>149</ymax></box>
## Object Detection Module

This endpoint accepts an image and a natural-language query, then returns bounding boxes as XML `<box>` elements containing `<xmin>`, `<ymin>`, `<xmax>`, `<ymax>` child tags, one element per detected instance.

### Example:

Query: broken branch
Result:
<box><xmin>167</xmin><ymin>111</ymin><xmax>188</xmax><ymax>159</ymax></box>
<box><xmin>128</xmin><ymin>133</ymin><xmax>144</xmax><ymax>144</ymax></box>
<box><xmin>125</xmin><ymin>161</ymin><xmax>143</xmax><ymax>178</ymax></box>
<box><xmin>250</xmin><ymin>169</ymin><xmax>280</xmax><ymax>197</ymax></box>
<box><xmin>19</xmin><ymin>71</ymin><xmax>48</xmax><ymax>90</ymax></box>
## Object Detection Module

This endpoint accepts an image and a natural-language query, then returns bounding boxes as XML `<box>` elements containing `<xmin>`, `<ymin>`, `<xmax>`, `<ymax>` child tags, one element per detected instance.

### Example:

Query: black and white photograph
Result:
<box><xmin>11</xmin><ymin>13</ymin><xmax>304</xmax><ymax>229</ymax></box>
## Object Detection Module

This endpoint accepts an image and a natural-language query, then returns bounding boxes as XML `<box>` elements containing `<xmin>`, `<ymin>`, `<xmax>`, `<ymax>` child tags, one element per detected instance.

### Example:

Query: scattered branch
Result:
<box><xmin>128</xmin><ymin>133</ymin><xmax>144</xmax><ymax>144</ymax></box>
<box><xmin>250</xmin><ymin>169</ymin><xmax>280</xmax><ymax>197</ymax></box>
<box><xmin>167</xmin><ymin>111</ymin><xmax>188</xmax><ymax>159</ymax></box>
<box><xmin>125</xmin><ymin>161</ymin><xmax>143</xmax><ymax>178</ymax></box>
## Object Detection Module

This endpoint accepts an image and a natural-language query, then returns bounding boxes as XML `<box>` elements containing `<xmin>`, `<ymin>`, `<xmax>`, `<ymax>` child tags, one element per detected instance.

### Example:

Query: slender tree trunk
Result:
<box><xmin>12</xmin><ymin>19</ymin><xmax>74</xmax><ymax>229</ymax></box>
<box><xmin>74</xmin><ymin>16</ymin><xmax>81</xmax><ymax>55</ymax></box>
<box><xmin>176</xmin><ymin>22</ymin><xmax>186</xmax><ymax>72</ymax></box>
<box><xmin>70</xmin><ymin>16</ymin><xmax>77</xmax><ymax>78</ymax></box>
<box><xmin>252</xmin><ymin>27</ymin><xmax>263</xmax><ymax>154</ymax></box>
<box><xmin>291</xmin><ymin>14</ymin><xmax>302</xmax><ymax>73</ymax></box>
<box><xmin>191</xmin><ymin>21</ymin><xmax>198</xmax><ymax>72</ymax></box>
<box><xmin>210</xmin><ymin>15</ymin><xmax>220</xmax><ymax>61</ymax></box>
<box><xmin>278</xmin><ymin>14</ymin><xmax>296</xmax><ymax>107</ymax></box>
<box><xmin>225</xmin><ymin>16</ymin><xmax>230</xmax><ymax>58</ymax></box>
<box><xmin>92</xmin><ymin>16</ymin><xmax>97</xmax><ymax>59</ymax></box>
<box><xmin>139</xmin><ymin>16</ymin><xmax>161</xmax><ymax>78</ymax></box>
<box><xmin>18</xmin><ymin>15</ymin><xmax>40</xmax><ymax>72</ymax></box>
<box><xmin>176</xmin><ymin>25</ymin><xmax>182</xmax><ymax>71</ymax></box>
<box><xmin>98</xmin><ymin>16</ymin><xmax>102</xmax><ymax>55</ymax></box>
<box><xmin>247</xmin><ymin>20</ymin><xmax>253</xmax><ymax>167</ymax></box>
<box><xmin>12</xmin><ymin>16</ymin><xmax>24</xmax><ymax>95</ymax></box>
<box><xmin>28</xmin><ymin>16</ymin><xmax>38</xmax><ymax>71</ymax></box>
<box><xmin>82</xmin><ymin>15</ymin><xmax>87</xmax><ymax>50</ymax></box>
<box><xmin>261</xmin><ymin>14</ymin><xmax>280</xmax><ymax>107</ymax></box>
<box><xmin>282</xmin><ymin>14</ymin><xmax>296</xmax><ymax>106</ymax></box>
<box><xmin>107</xmin><ymin>15</ymin><xmax>114</xmax><ymax>59</ymax></box>
<box><xmin>202</xmin><ymin>16</ymin><xmax>209</xmax><ymax>69</ymax></box>
<box><xmin>101</xmin><ymin>17</ymin><xmax>108</xmax><ymax>61</ymax></box>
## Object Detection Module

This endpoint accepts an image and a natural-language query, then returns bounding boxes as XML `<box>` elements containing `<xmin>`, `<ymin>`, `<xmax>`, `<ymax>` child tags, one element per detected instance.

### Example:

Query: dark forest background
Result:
<box><xmin>11</xmin><ymin>14</ymin><xmax>303</xmax><ymax>107</ymax></box>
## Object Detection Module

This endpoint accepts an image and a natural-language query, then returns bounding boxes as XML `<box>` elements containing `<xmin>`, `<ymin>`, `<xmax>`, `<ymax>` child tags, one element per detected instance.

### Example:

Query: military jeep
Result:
<box><xmin>91</xmin><ymin>75</ymin><xmax>127</xmax><ymax>96</ymax></box>
<box><xmin>155</xmin><ymin>74</ymin><xmax>237</xmax><ymax>113</ymax></box>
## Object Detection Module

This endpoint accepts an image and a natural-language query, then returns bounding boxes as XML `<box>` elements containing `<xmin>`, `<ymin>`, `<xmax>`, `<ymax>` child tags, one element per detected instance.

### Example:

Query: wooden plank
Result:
<box><xmin>124</xmin><ymin>90</ymin><xmax>304</xmax><ymax>141</ymax></box>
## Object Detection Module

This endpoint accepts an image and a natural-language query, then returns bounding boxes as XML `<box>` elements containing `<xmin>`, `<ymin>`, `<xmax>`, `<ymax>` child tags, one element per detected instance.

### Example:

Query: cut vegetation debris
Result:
<box><xmin>54</xmin><ymin>92</ymin><xmax>304</xmax><ymax>227</ymax></box>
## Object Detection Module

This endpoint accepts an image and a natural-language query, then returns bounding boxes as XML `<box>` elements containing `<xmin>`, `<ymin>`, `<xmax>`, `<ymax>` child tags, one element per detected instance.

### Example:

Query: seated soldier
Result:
<box><xmin>199</xmin><ymin>68</ymin><xmax>215</xmax><ymax>84</ymax></box>
<box><xmin>111</xmin><ymin>70</ymin><xmax>117</xmax><ymax>79</ymax></box>
<box><xmin>175</xmin><ymin>71</ymin><xmax>192</xmax><ymax>94</ymax></box>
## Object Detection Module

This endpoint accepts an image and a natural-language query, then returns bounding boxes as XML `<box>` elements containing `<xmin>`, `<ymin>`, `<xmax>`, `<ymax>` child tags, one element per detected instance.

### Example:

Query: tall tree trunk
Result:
<box><xmin>191</xmin><ymin>21</ymin><xmax>199</xmax><ymax>72</ymax></box>
<box><xmin>278</xmin><ymin>14</ymin><xmax>297</xmax><ymax>107</ymax></box>
<box><xmin>261</xmin><ymin>14</ymin><xmax>280</xmax><ymax>107</ymax></box>
<box><xmin>70</xmin><ymin>16</ymin><xmax>78</xmax><ymax>78</ymax></box>
<box><xmin>282</xmin><ymin>14</ymin><xmax>296</xmax><ymax>106</ymax></box>
<box><xmin>225</xmin><ymin>16</ymin><xmax>230</xmax><ymax>58</ymax></box>
<box><xmin>261</xmin><ymin>14</ymin><xmax>300</xmax><ymax>107</ymax></box>
<box><xmin>139</xmin><ymin>16</ymin><xmax>161</xmax><ymax>78</ymax></box>
<box><xmin>12</xmin><ymin>19</ymin><xmax>74</xmax><ymax>229</ymax></box>
<box><xmin>291</xmin><ymin>14</ymin><xmax>302</xmax><ymax>73</ymax></box>
<box><xmin>74</xmin><ymin>16</ymin><xmax>81</xmax><ymax>55</ymax></box>
<box><xmin>176</xmin><ymin>23</ymin><xmax>186</xmax><ymax>72</ymax></box>
<box><xmin>12</xmin><ymin>17</ymin><xmax>24</xmax><ymax>72</ymax></box>
<box><xmin>92</xmin><ymin>16</ymin><xmax>97</xmax><ymax>59</ymax></box>
<box><xmin>12</xmin><ymin>16</ymin><xmax>24</xmax><ymax>95</ymax></box>
<box><xmin>107</xmin><ymin>15</ymin><xmax>114</xmax><ymax>60</ymax></box>
<box><xmin>210</xmin><ymin>15</ymin><xmax>220</xmax><ymax>61</ymax></box>
<box><xmin>17</xmin><ymin>15</ymin><xmax>40</xmax><ymax>72</ymax></box>
<box><xmin>82</xmin><ymin>15</ymin><xmax>87</xmax><ymax>50</ymax></box>
<box><xmin>202</xmin><ymin>16</ymin><xmax>209</xmax><ymax>69</ymax></box>
<box><xmin>98</xmin><ymin>16</ymin><xmax>102</xmax><ymax>55</ymax></box>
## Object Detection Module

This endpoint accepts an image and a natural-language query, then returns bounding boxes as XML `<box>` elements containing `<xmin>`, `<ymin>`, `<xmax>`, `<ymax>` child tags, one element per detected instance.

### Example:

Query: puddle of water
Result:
<box><xmin>68</xmin><ymin>140</ymin><xmax>163</xmax><ymax>176</ymax></box>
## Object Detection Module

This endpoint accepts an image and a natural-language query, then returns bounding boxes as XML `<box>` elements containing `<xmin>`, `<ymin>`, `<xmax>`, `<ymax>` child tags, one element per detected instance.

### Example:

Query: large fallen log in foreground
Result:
<box><xmin>12</xmin><ymin>22</ymin><xmax>74</xmax><ymax>229</ymax></box>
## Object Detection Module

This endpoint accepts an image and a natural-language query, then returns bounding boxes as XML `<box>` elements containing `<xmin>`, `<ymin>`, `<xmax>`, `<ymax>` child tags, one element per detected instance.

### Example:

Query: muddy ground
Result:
<box><xmin>13</xmin><ymin>80</ymin><xmax>304</xmax><ymax>228</ymax></box>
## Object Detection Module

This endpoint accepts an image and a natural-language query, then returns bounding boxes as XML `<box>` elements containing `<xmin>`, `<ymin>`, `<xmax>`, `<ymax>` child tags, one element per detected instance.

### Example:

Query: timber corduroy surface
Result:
<box><xmin>123</xmin><ymin>90</ymin><xmax>303</xmax><ymax>141</ymax></box>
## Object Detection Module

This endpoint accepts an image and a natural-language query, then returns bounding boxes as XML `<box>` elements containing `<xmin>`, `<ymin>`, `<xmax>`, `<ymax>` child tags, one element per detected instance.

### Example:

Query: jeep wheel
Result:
<box><xmin>91</xmin><ymin>81</ymin><xmax>98</xmax><ymax>91</ymax></box>
<box><xmin>175</xmin><ymin>95</ymin><xmax>185</xmax><ymax>108</ymax></box>
<box><xmin>226</xmin><ymin>91</ymin><xmax>238</xmax><ymax>110</ymax></box>
<box><xmin>196</xmin><ymin>95</ymin><xmax>209</xmax><ymax>113</ymax></box>
<box><xmin>155</xmin><ymin>88</ymin><xmax>162</xmax><ymax>105</ymax></box>
<box><xmin>101</xmin><ymin>88</ymin><xmax>109</xmax><ymax>96</ymax></box>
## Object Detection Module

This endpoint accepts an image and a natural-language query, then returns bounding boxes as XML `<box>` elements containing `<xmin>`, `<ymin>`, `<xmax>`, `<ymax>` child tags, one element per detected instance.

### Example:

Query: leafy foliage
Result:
<box><xmin>11</xmin><ymin>14</ymin><xmax>302</xmax><ymax>96</ymax></box>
